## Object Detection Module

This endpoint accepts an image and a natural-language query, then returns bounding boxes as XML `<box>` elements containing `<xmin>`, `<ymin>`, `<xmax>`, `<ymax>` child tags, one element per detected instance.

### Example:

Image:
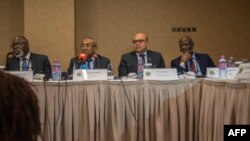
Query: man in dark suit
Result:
<box><xmin>118</xmin><ymin>33</ymin><xmax>165</xmax><ymax>77</ymax></box>
<box><xmin>171</xmin><ymin>35</ymin><xmax>216</xmax><ymax>76</ymax></box>
<box><xmin>5</xmin><ymin>35</ymin><xmax>52</xmax><ymax>78</ymax></box>
<box><xmin>67</xmin><ymin>37</ymin><xmax>110</xmax><ymax>78</ymax></box>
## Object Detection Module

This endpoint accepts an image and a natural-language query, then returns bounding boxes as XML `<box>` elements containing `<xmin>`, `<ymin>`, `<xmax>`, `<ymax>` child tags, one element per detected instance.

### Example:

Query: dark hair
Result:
<box><xmin>0</xmin><ymin>71</ymin><xmax>41</xmax><ymax>141</ymax></box>
<box><xmin>6</xmin><ymin>52</ymin><xmax>14</xmax><ymax>59</ymax></box>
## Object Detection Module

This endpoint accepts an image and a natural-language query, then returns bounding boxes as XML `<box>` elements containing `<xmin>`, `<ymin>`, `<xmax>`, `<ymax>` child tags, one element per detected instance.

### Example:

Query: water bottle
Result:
<box><xmin>52</xmin><ymin>60</ymin><xmax>61</xmax><ymax>81</ymax></box>
<box><xmin>219</xmin><ymin>55</ymin><xmax>227</xmax><ymax>79</ymax></box>
<box><xmin>228</xmin><ymin>57</ymin><xmax>235</xmax><ymax>67</ymax></box>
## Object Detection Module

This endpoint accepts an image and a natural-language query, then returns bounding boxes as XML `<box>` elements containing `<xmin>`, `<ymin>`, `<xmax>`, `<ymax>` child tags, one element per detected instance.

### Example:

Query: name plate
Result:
<box><xmin>227</xmin><ymin>67</ymin><xmax>238</xmax><ymax>79</ymax></box>
<box><xmin>206</xmin><ymin>68</ymin><xmax>220</xmax><ymax>78</ymax></box>
<box><xmin>207</xmin><ymin>67</ymin><xmax>239</xmax><ymax>79</ymax></box>
<box><xmin>143</xmin><ymin>68</ymin><xmax>178</xmax><ymax>80</ymax></box>
<box><xmin>236</xmin><ymin>63</ymin><xmax>250</xmax><ymax>80</ymax></box>
<box><xmin>5</xmin><ymin>71</ymin><xmax>33</xmax><ymax>82</ymax></box>
<box><xmin>73</xmin><ymin>69</ymin><xmax>107</xmax><ymax>81</ymax></box>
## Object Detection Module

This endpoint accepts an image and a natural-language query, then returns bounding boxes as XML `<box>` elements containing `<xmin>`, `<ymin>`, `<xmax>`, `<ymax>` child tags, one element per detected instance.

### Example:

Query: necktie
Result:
<box><xmin>138</xmin><ymin>55</ymin><xmax>145</xmax><ymax>74</ymax></box>
<box><xmin>190</xmin><ymin>59</ymin><xmax>196</xmax><ymax>74</ymax></box>
<box><xmin>139</xmin><ymin>54</ymin><xmax>145</xmax><ymax>64</ymax></box>
<box><xmin>22</xmin><ymin>58</ymin><xmax>28</xmax><ymax>71</ymax></box>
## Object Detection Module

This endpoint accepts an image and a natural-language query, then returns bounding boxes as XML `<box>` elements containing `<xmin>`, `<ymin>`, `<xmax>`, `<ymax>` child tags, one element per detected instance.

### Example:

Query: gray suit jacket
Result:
<box><xmin>67</xmin><ymin>54</ymin><xmax>110</xmax><ymax>77</ymax></box>
<box><xmin>5</xmin><ymin>52</ymin><xmax>52</xmax><ymax>78</ymax></box>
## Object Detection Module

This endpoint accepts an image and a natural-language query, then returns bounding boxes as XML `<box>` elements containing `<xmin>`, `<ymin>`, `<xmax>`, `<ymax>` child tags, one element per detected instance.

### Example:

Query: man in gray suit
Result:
<box><xmin>5</xmin><ymin>35</ymin><xmax>52</xmax><ymax>78</ymax></box>
<box><xmin>67</xmin><ymin>37</ymin><xmax>110</xmax><ymax>78</ymax></box>
<box><xmin>118</xmin><ymin>33</ymin><xmax>165</xmax><ymax>77</ymax></box>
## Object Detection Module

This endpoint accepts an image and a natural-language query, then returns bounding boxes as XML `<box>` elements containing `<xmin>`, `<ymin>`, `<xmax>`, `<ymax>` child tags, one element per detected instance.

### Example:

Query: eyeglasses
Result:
<box><xmin>180</xmin><ymin>43</ymin><xmax>191</xmax><ymax>47</ymax></box>
<box><xmin>10</xmin><ymin>42</ymin><xmax>27</xmax><ymax>48</ymax></box>
<box><xmin>132</xmin><ymin>39</ymin><xmax>146</xmax><ymax>44</ymax></box>
<box><xmin>80</xmin><ymin>43</ymin><xmax>93</xmax><ymax>48</ymax></box>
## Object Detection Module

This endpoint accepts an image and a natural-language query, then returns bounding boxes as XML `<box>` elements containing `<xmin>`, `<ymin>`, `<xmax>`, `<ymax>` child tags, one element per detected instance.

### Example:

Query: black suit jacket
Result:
<box><xmin>118</xmin><ymin>50</ymin><xmax>165</xmax><ymax>76</ymax></box>
<box><xmin>171</xmin><ymin>53</ymin><xmax>216</xmax><ymax>76</ymax></box>
<box><xmin>67</xmin><ymin>54</ymin><xmax>110</xmax><ymax>77</ymax></box>
<box><xmin>5</xmin><ymin>52</ymin><xmax>52</xmax><ymax>78</ymax></box>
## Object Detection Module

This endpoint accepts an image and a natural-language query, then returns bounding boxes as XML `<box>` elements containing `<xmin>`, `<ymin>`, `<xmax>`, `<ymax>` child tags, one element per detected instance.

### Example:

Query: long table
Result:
<box><xmin>31</xmin><ymin>79</ymin><xmax>250</xmax><ymax>141</ymax></box>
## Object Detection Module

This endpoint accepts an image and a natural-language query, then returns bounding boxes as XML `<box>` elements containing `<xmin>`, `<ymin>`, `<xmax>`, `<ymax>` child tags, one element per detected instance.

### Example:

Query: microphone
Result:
<box><xmin>79</xmin><ymin>53</ymin><xmax>87</xmax><ymax>62</ymax></box>
<box><xmin>74</xmin><ymin>53</ymin><xmax>87</xmax><ymax>69</ymax></box>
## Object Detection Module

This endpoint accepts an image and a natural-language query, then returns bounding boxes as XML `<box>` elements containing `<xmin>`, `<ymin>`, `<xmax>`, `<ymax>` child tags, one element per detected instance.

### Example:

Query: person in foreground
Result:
<box><xmin>0</xmin><ymin>71</ymin><xmax>41</xmax><ymax>141</ymax></box>
<box><xmin>4</xmin><ymin>35</ymin><xmax>52</xmax><ymax>78</ymax></box>
<box><xmin>171</xmin><ymin>35</ymin><xmax>216</xmax><ymax>76</ymax></box>
<box><xmin>67</xmin><ymin>37</ymin><xmax>110</xmax><ymax>78</ymax></box>
<box><xmin>118</xmin><ymin>33</ymin><xmax>165</xmax><ymax>77</ymax></box>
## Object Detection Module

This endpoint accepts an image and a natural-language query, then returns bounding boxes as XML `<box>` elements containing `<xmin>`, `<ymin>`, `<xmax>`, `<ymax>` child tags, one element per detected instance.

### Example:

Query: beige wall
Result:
<box><xmin>76</xmin><ymin>0</ymin><xmax>250</xmax><ymax>74</ymax></box>
<box><xmin>24</xmin><ymin>0</ymin><xmax>75</xmax><ymax>71</ymax></box>
<box><xmin>0</xmin><ymin>0</ymin><xmax>24</xmax><ymax>65</ymax></box>
<box><xmin>1</xmin><ymin>0</ymin><xmax>250</xmax><ymax>74</ymax></box>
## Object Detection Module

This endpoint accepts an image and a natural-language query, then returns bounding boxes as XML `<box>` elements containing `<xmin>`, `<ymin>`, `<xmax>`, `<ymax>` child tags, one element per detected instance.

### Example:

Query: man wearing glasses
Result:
<box><xmin>67</xmin><ymin>37</ymin><xmax>110</xmax><ymax>78</ymax></box>
<box><xmin>5</xmin><ymin>35</ymin><xmax>52</xmax><ymax>78</ymax></box>
<box><xmin>118</xmin><ymin>33</ymin><xmax>165</xmax><ymax>77</ymax></box>
<box><xmin>171</xmin><ymin>35</ymin><xmax>216</xmax><ymax>76</ymax></box>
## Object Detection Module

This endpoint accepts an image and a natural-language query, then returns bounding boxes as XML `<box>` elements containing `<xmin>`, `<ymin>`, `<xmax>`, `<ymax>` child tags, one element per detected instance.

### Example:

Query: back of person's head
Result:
<box><xmin>6</xmin><ymin>52</ymin><xmax>14</xmax><ymax>59</ymax></box>
<box><xmin>0</xmin><ymin>71</ymin><xmax>41</xmax><ymax>141</ymax></box>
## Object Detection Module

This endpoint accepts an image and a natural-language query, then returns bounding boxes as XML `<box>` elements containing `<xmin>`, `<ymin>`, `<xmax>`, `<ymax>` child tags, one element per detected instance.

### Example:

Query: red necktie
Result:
<box><xmin>190</xmin><ymin>59</ymin><xmax>196</xmax><ymax>74</ymax></box>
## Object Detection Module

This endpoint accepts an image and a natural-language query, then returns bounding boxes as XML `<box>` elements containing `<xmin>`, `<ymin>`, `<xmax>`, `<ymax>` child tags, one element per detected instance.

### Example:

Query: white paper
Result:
<box><xmin>236</xmin><ymin>63</ymin><xmax>250</xmax><ymax>80</ymax></box>
<box><xmin>227</xmin><ymin>67</ymin><xmax>238</xmax><ymax>79</ymax></box>
<box><xmin>5</xmin><ymin>71</ymin><xmax>33</xmax><ymax>82</ymax></box>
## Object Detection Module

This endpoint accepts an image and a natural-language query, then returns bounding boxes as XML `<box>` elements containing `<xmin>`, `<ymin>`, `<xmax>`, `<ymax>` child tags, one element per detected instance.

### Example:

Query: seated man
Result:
<box><xmin>171</xmin><ymin>35</ymin><xmax>216</xmax><ymax>76</ymax></box>
<box><xmin>5</xmin><ymin>35</ymin><xmax>52</xmax><ymax>78</ymax></box>
<box><xmin>118</xmin><ymin>33</ymin><xmax>165</xmax><ymax>77</ymax></box>
<box><xmin>67</xmin><ymin>37</ymin><xmax>110</xmax><ymax>78</ymax></box>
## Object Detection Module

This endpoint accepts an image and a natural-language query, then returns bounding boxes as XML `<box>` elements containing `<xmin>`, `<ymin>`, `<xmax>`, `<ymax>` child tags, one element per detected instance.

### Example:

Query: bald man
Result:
<box><xmin>118</xmin><ymin>33</ymin><xmax>165</xmax><ymax>77</ymax></box>
<box><xmin>5</xmin><ymin>35</ymin><xmax>52</xmax><ymax>78</ymax></box>
<box><xmin>171</xmin><ymin>35</ymin><xmax>216</xmax><ymax>76</ymax></box>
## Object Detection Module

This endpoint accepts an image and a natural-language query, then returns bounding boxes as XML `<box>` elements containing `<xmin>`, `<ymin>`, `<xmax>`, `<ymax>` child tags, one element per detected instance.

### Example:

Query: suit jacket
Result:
<box><xmin>171</xmin><ymin>53</ymin><xmax>216</xmax><ymax>76</ymax></box>
<box><xmin>5</xmin><ymin>52</ymin><xmax>52</xmax><ymax>78</ymax></box>
<box><xmin>118</xmin><ymin>50</ymin><xmax>165</xmax><ymax>76</ymax></box>
<box><xmin>67</xmin><ymin>54</ymin><xmax>110</xmax><ymax>77</ymax></box>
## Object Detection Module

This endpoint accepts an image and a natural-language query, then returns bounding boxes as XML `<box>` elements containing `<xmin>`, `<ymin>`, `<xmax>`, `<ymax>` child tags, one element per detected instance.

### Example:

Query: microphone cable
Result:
<box><xmin>55</xmin><ymin>79</ymin><xmax>61</xmax><ymax>129</ymax></box>
<box><xmin>54</xmin><ymin>77</ymin><xmax>68</xmax><ymax>140</ymax></box>
<box><xmin>43</xmin><ymin>78</ymin><xmax>52</xmax><ymax>141</ymax></box>
<box><xmin>118</xmin><ymin>77</ymin><xmax>145</xmax><ymax>141</ymax></box>
<box><xmin>61</xmin><ymin>78</ymin><xmax>68</xmax><ymax>140</ymax></box>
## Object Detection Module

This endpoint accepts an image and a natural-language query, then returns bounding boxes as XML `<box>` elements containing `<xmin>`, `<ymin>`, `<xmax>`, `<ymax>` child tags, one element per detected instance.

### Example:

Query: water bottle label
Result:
<box><xmin>219</xmin><ymin>63</ymin><xmax>227</xmax><ymax>69</ymax></box>
<box><xmin>52</xmin><ymin>62</ymin><xmax>61</xmax><ymax>81</ymax></box>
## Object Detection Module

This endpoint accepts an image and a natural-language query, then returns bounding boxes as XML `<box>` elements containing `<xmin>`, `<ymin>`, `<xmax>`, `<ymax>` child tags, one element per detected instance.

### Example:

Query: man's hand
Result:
<box><xmin>180</xmin><ymin>51</ymin><xmax>192</xmax><ymax>65</ymax></box>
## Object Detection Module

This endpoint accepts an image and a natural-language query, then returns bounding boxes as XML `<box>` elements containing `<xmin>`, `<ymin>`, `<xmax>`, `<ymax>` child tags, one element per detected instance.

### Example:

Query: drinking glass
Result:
<box><xmin>107</xmin><ymin>63</ymin><xmax>114</xmax><ymax>80</ymax></box>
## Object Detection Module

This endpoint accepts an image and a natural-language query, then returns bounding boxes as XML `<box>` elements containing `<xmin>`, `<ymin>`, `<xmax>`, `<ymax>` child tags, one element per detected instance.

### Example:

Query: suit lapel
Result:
<box><xmin>93</xmin><ymin>57</ymin><xmax>98</xmax><ymax>69</ymax></box>
<box><xmin>13</xmin><ymin>57</ymin><xmax>20</xmax><ymax>70</ymax></box>
<box><xmin>30</xmin><ymin>53</ymin><xmax>35</xmax><ymax>71</ymax></box>
<box><xmin>131</xmin><ymin>52</ymin><xmax>138</xmax><ymax>72</ymax></box>
<box><xmin>195</xmin><ymin>53</ymin><xmax>204</xmax><ymax>74</ymax></box>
